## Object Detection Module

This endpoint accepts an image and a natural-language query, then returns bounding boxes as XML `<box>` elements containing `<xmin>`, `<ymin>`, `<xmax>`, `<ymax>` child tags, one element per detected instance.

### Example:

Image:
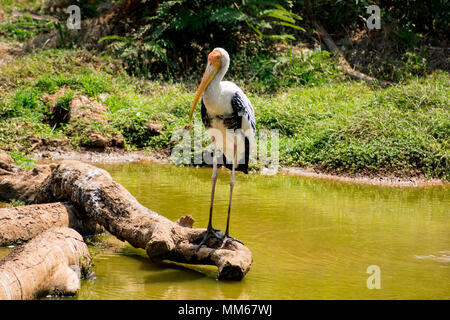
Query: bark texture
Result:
<box><xmin>0</xmin><ymin>202</ymin><xmax>103</xmax><ymax>246</ymax></box>
<box><xmin>0</xmin><ymin>227</ymin><xmax>91</xmax><ymax>300</ymax></box>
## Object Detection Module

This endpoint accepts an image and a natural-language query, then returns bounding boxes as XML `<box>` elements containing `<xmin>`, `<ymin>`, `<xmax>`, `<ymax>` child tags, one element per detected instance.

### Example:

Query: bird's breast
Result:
<box><xmin>203</xmin><ymin>82</ymin><xmax>235</xmax><ymax>115</ymax></box>
<box><xmin>202</xmin><ymin>95</ymin><xmax>233</xmax><ymax>116</ymax></box>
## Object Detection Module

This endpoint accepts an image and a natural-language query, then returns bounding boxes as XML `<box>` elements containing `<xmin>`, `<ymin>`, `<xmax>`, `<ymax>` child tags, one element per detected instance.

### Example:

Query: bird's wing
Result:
<box><xmin>200</xmin><ymin>98</ymin><xmax>211</xmax><ymax>129</ymax></box>
<box><xmin>229</xmin><ymin>90</ymin><xmax>256</xmax><ymax>133</ymax></box>
<box><xmin>225</xmin><ymin>90</ymin><xmax>256</xmax><ymax>173</ymax></box>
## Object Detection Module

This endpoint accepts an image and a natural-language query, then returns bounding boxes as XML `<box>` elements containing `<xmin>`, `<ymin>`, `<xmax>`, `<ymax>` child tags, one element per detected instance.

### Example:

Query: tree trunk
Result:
<box><xmin>313</xmin><ymin>21</ymin><xmax>390</xmax><ymax>87</ymax></box>
<box><xmin>0</xmin><ymin>158</ymin><xmax>252</xmax><ymax>280</ymax></box>
<box><xmin>0</xmin><ymin>202</ymin><xmax>103</xmax><ymax>246</ymax></box>
<box><xmin>0</xmin><ymin>227</ymin><xmax>91</xmax><ymax>300</ymax></box>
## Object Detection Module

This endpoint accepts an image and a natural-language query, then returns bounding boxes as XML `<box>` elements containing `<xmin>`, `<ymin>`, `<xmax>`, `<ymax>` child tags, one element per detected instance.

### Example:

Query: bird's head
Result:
<box><xmin>190</xmin><ymin>48</ymin><xmax>229</xmax><ymax>120</ymax></box>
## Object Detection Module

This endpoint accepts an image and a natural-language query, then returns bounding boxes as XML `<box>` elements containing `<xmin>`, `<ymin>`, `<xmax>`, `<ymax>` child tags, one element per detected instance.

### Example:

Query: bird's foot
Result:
<box><xmin>220</xmin><ymin>234</ymin><xmax>244</xmax><ymax>248</ymax></box>
<box><xmin>196</xmin><ymin>227</ymin><xmax>225</xmax><ymax>251</ymax></box>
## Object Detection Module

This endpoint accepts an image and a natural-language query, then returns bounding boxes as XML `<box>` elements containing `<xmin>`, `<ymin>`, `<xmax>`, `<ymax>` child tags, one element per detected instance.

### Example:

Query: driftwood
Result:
<box><xmin>0</xmin><ymin>202</ymin><xmax>103</xmax><ymax>246</ymax></box>
<box><xmin>0</xmin><ymin>227</ymin><xmax>91</xmax><ymax>300</ymax></box>
<box><xmin>0</xmin><ymin>157</ymin><xmax>252</xmax><ymax>280</ymax></box>
<box><xmin>313</xmin><ymin>21</ymin><xmax>389</xmax><ymax>87</ymax></box>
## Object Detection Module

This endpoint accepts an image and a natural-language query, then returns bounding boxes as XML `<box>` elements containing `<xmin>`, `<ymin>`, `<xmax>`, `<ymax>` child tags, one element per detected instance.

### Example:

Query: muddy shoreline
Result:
<box><xmin>29</xmin><ymin>149</ymin><xmax>447</xmax><ymax>188</ymax></box>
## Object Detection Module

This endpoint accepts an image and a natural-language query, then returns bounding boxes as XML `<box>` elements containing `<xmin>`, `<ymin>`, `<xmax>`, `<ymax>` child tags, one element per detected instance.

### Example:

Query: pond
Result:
<box><xmin>1</xmin><ymin>161</ymin><xmax>449</xmax><ymax>299</ymax></box>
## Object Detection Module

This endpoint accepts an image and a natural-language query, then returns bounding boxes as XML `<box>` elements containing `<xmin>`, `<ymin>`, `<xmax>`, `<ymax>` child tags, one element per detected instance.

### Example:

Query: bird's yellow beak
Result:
<box><xmin>190</xmin><ymin>51</ymin><xmax>221</xmax><ymax>120</ymax></box>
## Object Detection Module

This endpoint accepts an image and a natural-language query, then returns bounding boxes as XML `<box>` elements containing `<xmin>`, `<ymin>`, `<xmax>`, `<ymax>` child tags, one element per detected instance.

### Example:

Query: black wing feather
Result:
<box><xmin>222</xmin><ymin>91</ymin><xmax>255</xmax><ymax>174</ymax></box>
<box><xmin>230</xmin><ymin>91</ymin><xmax>256</xmax><ymax>131</ymax></box>
<box><xmin>200</xmin><ymin>98</ymin><xmax>211</xmax><ymax>129</ymax></box>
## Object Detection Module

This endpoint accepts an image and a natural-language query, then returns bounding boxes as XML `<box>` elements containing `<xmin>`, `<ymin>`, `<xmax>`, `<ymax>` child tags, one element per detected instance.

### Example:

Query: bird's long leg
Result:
<box><xmin>207</xmin><ymin>137</ymin><xmax>218</xmax><ymax>232</ymax></box>
<box><xmin>197</xmin><ymin>137</ymin><xmax>223</xmax><ymax>251</ymax></box>
<box><xmin>224</xmin><ymin>141</ymin><xmax>236</xmax><ymax>237</ymax></box>
<box><xmin>224</xmin><ymin>139</ymin><xmax>243</xmax><ymax>245</ymax></box>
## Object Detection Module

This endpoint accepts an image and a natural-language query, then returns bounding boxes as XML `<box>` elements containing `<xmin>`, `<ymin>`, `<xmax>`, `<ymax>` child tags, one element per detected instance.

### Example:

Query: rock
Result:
<box><xmin>176</xmin><ymin>215</ymin><xmax>195</xmax><ymax>228</ymax></box>
<box><xmin>86</xmin><ymin>131</ymin><xmax>109</xmax><ymax>148</ymax></box>
<box><xmin>146</xmin><ymin>121</ymin><xmax>164</xmax><ymax>136</ymax></box>
<box><xmin>42</xmin><ymin>91</ymin><xmax>125</xmax><ymax>149</ymax></box>
<box><xmin>68</xmin><ymin>96</ymin><xmax>109</xmax><ymax>123</ymax></box>
<box><xmin>0</xmin><ymin>151</ymin><xmax>13</xmax><ymax>170</ymax></box>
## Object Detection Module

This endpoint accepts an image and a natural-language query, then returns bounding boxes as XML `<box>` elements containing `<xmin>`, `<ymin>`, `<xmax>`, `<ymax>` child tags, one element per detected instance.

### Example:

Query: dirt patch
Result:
<box><xmin>146</xmin><ymin>121</ymin><xmax>164</xmax><ymax>136</ymax></box>
<box><xmin>282</xmin><ymin>166</ymin><xmax>446</xmax><ymax>187</ymax></box>
<box><xmin>68</xmin><ymin>95</ymin><xmax>110</xmax><ymax>123</ymax></box>
<box><xmin>32</xmin><ymin>148</ymin><xmax>170</xmax><ymax>164</ymax></box>
<box><xmin>0</xmin><ymin>41</ymin><xmax>23</xmax><ymax>67</ymax></box>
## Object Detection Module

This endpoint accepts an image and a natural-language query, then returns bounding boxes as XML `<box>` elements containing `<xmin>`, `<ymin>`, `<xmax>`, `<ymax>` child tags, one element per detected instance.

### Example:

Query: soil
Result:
<box><xmin>0</xmin><ymin>41</ymin><xmax>23</xmax><ymax>67</ymax></box>
<box><xmin>32</xmin><ymin>147</ymin><xmax>170</xmax><ymax>164</ymax></box>
<box><xmin>282</xmin><ymin>166</ymin><xmax>446</xmax><ymax>188</ymax></box>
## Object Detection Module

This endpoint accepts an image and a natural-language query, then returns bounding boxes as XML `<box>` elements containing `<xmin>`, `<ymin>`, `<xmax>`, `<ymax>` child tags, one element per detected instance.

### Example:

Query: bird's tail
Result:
<box><xmin>222</xmin><ymin>136</ymin><xmax>250</xmax><ymax>174</ymax></box>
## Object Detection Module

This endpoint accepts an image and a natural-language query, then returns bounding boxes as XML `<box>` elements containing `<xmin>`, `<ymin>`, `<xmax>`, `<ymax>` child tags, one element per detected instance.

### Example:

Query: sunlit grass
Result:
<box><xmin>0</xmin><ymin>49</ymin><xmax>448</xmax><ymax>179</ymax></box>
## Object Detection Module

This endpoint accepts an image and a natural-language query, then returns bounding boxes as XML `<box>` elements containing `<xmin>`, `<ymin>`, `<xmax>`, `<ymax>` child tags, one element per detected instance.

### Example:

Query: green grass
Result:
<box><xmin>0</xmin><ymin>0</ymin><xmax>43</xmax><ymax>13</ymax></box>
<box><xmin>9</xmin><ymin>198</ymin><xmax>26</xmax><ymax>207</ymax></box>
<box><xmin>0</xmin><ymin>48</ymin><xmax>448</xmax><ymax>180</ymax></box>
<box><xmin>253</xmin><ymin>73</ymin><xmax>449</xmax><ymax>179</ymax></box>
<box><xmin>8</xmin><ymin>151</ymin><xmax>35</xmax><ymax>170</ymax></box>
<box><xmin>0</xmin><ymin>15</ymin><xmax>55</xmax><ymax>42</ymax></box>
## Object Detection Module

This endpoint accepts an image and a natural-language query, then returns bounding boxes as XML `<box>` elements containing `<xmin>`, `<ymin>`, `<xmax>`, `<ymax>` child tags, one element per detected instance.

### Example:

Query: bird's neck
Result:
<box><xmin>206</xmin><ymin>65</ymin><xmax>227</xmax><ymax>97</ymax></box>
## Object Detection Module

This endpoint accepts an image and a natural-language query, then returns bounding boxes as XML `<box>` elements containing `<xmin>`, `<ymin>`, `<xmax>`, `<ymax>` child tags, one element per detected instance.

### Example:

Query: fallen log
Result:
<box><xmin>0</xmin><ymin>202</ymin><xmax>103</xmax><ymax>246</ymax></box>
<box><xmin>0</xmin><ymin>158</ymin><xmax>252</xmax><ymax>280</ymax></box>
<box><xmin>0</xmin><ymin>161</ymin><xmax>54</xmax><ymax>203</ymax></box>
<box><xmin>0</xmin><ymin>227</ymin><xmax>91</xmax><ymax>300</ymax></box>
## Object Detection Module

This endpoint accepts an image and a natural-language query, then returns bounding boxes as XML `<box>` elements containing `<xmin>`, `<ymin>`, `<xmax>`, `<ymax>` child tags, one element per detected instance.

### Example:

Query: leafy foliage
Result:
<box><xmin>230</xmin><ymin>45</ymin><xmax>343</xmax><ymax>93</ymax></box>
<box><xmin>296</xmin><ymin>0</ymin><xmax>449</xmax><ymax>35</ymax></box>
<box><xmin>100</xmin><ymin>0</ymin><xmax>302</xmax><ymax>78</ymax></box>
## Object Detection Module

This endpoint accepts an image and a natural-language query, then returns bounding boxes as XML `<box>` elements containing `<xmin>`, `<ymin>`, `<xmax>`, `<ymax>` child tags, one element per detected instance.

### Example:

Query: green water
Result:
<box><xmin>1</xmin><ymin>162</ymin><xmax>449</xmax><ymax>299</ymax></box>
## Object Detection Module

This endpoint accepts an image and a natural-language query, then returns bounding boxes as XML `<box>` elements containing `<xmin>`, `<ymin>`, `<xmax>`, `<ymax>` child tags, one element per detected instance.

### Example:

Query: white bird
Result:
<box><xmin>190</xmin><ymin>47</ymin><xmax>256</xmax><ymax>248</ymax></box>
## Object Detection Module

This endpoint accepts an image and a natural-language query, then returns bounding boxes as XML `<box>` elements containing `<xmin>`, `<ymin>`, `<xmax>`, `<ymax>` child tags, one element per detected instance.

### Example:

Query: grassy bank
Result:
<box><xmin>0</xmin><ymin>48</ymin><xmax>448</xmax><ymax>180</ymax></box>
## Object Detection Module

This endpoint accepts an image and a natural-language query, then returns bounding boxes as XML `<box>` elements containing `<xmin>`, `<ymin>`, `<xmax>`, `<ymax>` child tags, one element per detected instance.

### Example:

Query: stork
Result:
<box><xmin>189</xmin><ymin>48</ymin><xmax>256</xmax><ymax>249</ymax></box>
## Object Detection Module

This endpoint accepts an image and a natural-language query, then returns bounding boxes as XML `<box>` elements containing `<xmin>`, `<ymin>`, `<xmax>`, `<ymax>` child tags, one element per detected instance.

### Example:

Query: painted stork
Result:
<box><xmin>189</xmin><ymin>48</ymin><xmax>256</xmax><ymax>248</ymax></box>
